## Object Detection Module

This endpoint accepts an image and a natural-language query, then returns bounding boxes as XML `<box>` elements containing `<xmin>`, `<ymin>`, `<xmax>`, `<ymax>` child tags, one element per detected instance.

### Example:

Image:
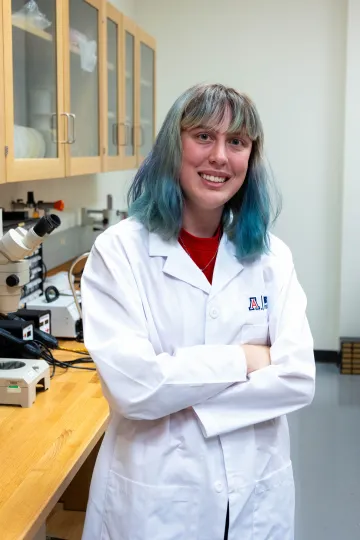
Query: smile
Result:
<box><xmin>199</xmin><ymin>173</ymin><xmax>230</xmax><ymax>183</ymax></box>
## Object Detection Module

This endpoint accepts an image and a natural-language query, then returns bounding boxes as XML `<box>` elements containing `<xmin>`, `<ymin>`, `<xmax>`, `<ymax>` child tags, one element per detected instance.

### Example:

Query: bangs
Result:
<box><xmin>180</xmin><ymin>84</ymin><xmax>263</xmax><ymax>143</ymax></box>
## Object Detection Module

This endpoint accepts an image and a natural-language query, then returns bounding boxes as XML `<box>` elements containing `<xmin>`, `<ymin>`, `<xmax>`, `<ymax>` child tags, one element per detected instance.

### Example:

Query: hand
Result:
<box><xmin>241</xmin><ymin>345</ymin><xmax>271</xmax><ymax>374</ymax></box>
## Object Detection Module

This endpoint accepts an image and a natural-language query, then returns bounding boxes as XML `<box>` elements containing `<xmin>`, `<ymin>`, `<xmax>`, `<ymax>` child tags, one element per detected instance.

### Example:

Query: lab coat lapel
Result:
<box><xmin>148</xmin><ymin>231</ymin><xmax>211</xmax><ymax>294</ymax></box>
<box><xmin>210</xmin><ymin>234</ymin><xmax>244</xmax><ymax>298</ymax></box>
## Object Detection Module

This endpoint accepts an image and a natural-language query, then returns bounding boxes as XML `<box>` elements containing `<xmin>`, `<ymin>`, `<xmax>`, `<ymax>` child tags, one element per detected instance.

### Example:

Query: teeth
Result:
<box><xmin>200</xmin><ymin>173</ymin><xmax>227</xmax><ymax>183</ymax></box>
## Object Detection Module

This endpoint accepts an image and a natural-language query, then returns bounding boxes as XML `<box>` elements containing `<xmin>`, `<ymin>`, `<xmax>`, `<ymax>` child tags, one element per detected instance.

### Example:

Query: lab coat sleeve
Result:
<box><xmin>81</xmin><ymin>238</ymin><xmax>247</xmax><ymax>421</ymax></box>
<box><xmin>192</xmin><ymin>252</ymin><xmax>316</xmax><ymax>438</ymax></box>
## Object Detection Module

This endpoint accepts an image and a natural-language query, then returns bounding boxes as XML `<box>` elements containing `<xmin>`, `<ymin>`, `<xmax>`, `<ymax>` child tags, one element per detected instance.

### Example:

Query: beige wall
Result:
<box><xmin>339</xmin><ymin>0</ymin><xmax>360</xmax><ymax>337</ymax></box>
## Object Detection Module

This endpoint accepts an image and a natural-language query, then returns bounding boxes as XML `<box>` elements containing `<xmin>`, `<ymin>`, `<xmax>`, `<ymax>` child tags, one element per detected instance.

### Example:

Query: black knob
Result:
<box><xmin>6</xmin><ymin>275</ymin><xmax>20</xmax><ymax>287</ymax></box>
<box><xmin>27</xmin><ymin>191</ymin><xmax>36</xmax><ymax>206</ymax></box>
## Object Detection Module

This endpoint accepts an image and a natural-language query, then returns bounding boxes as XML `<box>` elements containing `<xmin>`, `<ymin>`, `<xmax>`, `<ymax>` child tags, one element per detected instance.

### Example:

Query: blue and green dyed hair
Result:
<box><xmin>128</xmin><ymin>83</ymin><xmax>281</xmax><ymax>260</ymax></box>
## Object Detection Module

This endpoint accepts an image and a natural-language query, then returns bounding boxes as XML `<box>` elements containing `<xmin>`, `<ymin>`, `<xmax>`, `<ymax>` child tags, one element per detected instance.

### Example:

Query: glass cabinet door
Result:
<box><xmin>107</xmin><ymin>19</ymin><xmax>118</xmax><ymax>158</ymax></box>
<box><xmin>105</xmin><ymin>3</ymin><xmax>122</xmax><ymax>171</ymax></box>
<box><xmin>122</xmin><ymin>16</ymin><xmax>137</xmax><ymax>169</ymax></box>
<box><xmin>138</xmin><ymin>30</ymin><xmax>156</xmax><ymax>164</ymax></box>
<box><xmin>4</xmin><ymin>0</ymin><xmax>65</xmax><ymax>182</ymax></box>
<box><xmin>64</xmin><ymin>0</ymin><xmax>102</xmax><ymax>175</ymax></box>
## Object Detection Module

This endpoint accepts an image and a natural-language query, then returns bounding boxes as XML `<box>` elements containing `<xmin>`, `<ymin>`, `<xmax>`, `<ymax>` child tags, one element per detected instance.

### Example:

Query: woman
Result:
<box><xmin>81</xmin><ymin>83</ymin><xmax>315</xmax><ymax>540</ymax></box>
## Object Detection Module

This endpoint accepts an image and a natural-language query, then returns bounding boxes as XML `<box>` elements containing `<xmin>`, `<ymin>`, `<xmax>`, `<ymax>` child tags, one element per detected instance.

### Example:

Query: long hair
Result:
<box><xmin>128</xmin><ymin>83</ymin><xmax>281</xmax><ymax>260</ymax></box>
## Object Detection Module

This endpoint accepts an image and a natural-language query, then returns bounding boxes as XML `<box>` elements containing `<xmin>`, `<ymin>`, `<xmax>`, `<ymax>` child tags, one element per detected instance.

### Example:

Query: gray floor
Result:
<box><xmin>289</xmin><ymin>363</ymin><xmax>360</xmax><ymax>540</ymax></box>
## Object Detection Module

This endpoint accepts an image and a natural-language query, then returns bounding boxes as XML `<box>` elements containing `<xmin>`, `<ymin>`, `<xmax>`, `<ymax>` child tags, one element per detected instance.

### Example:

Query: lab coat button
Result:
<box><xmin>214</xmin><ymin>481</ymin><xmax>223</xmax><ymax>493</ymax></box>
<box><xmin>209</xmin><ymin>307</ymin><xmax>219</xmax><ymax>319</ymax></box>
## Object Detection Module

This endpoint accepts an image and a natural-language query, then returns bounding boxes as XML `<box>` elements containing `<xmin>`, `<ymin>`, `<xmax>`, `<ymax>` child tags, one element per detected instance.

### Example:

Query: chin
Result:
<box><xmin>194</xmin><ymin>196</ymin><xmax>229</xmax><ymax>211</ymax></box>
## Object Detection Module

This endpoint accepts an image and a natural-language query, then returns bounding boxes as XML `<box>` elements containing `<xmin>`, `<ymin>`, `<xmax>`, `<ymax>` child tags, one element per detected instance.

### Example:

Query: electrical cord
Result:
<box><xmin>34</xmin><ymin>341</ymin><xmax>95</xmax><ymax>378</ymax></box>
<box><xmin>57</xmin><ymin>345</ymin><xmax>89</xmax><ymax>355</ymax></box>
<box><xmin>39</xmin><ymin>345</ymin><xmax>56</xmax><ymax>378</ymax></box>
<box><xmin>0</xmin><ymin>313</ymin><xmax>95</xmax><ymax>376</ymax></box>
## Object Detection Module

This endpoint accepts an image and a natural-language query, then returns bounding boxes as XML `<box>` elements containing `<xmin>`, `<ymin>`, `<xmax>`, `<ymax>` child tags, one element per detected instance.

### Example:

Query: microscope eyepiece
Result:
<box><xmin>33</xmin><ymin>214</ymin><xmax>61</xmax><ymax>237</ymax></box>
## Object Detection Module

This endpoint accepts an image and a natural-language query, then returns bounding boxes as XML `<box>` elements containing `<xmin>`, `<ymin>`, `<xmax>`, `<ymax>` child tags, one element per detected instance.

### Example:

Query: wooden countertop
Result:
<box><xmin>0</xmin><ymin>342</ymin><xmax>109</xmax><ymax>540</ymax></box>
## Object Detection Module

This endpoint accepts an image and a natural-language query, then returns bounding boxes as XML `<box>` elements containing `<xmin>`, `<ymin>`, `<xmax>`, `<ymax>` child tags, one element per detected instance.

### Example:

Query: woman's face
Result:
<box><xmin>179</xmin><ymin>108</ymin><xmax>253</xmax><ymax>213</ymax></box>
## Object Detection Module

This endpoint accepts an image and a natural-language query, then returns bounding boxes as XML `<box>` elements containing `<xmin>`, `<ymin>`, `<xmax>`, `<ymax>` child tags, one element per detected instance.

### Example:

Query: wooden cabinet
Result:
<box><xmin>63</xmin><ymin>0</ymin><xmax>105</xmax><ymax>176</ymax></box>
<box><xmin>103</xmin><ymin>3</ymin><xmax>123</xmax><ymax>172</ymax></box>
<box><xmin>137</xmin><ymin>28</ymin><xmax>156</xmax><ymax>166</ymax></box>
<box><xmin>0</xmin><ymin>2</ymin><xmax>5</xmax><ymax>184</ymax></box>
<box><xmin>1</xmin><ymin>0</ymin><xmax>156</xmax><ymax>183</ymax></box>
<box><xmin>122</xmin><ymin>16</ymin><xmax>156</xmax><ymax>170</ymax></box>
<box><xmin>3</xmin><ymin>0</ymin><xmax>66</xmax><ymax>182</ymax></box>
<box><xmin>105</xmin><ymin>10</ymin><xmax>156</xmax><ymax>171</ymax></box>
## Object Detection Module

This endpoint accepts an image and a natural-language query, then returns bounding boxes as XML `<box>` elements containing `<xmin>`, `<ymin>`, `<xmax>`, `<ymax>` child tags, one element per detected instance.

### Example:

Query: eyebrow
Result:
<box><xmin>190</xmin><ymin>126</ymin><xmax>250</xmax><ymax>139</ymax></box>
<box><xmin>190</xmin><ymin>125</ymin><xmax>216</xmax><ymax>132</ymax></box>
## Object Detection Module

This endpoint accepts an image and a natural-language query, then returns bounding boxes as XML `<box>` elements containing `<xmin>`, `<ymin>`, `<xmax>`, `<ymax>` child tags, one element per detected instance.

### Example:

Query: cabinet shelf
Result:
<box><xmin>12</xmin><ymin>19</ymin><xmax>115</xmax><ymax>71</ymax></box>
<box><xmin>12</xmin><ymin>18</ymin><xmax>53</xmax><ymax>41</ymax></box>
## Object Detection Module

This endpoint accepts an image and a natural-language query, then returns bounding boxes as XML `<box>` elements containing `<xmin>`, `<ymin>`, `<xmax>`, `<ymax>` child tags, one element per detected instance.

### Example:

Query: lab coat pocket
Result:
<box><xmin>239</xmin><ymin>323</ymin><xmax>270</xmax><ymax>346</ymax></box>
<box><xmin>253</xmin><ymin>463</ymin><xmax>295</xmax><ymax>540</ymax></box>
<box><xmin>102</xmin><ymin>470</ymin><xmax>198</xmax><ymax>540</ymax></box>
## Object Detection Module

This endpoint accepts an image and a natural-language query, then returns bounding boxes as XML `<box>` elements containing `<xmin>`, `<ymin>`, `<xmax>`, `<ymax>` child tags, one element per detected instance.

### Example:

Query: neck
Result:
<box><xmin>182</xmin><ymin>203</ymin><xmax>223</xmax><ymax>238</ymax></box>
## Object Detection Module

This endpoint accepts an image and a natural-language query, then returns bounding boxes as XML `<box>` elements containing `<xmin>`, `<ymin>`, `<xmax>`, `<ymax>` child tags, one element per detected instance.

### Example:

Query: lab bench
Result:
<box><xmin>0</xmin><ymin>342</ymin><xmax>109</xmax><ymax>540</ymax></box>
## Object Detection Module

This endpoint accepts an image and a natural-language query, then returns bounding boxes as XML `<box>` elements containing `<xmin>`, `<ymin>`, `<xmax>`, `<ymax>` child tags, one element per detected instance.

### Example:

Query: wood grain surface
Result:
<box><xmin>0</xmin><ymin>344</ymin><xmax>109</xmax><ymax>540</ymax></box>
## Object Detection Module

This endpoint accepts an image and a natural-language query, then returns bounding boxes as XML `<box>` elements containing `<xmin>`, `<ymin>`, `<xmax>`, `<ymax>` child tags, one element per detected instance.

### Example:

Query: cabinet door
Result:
<box><xmin>0</xmin><ymin>3</ymin><xmax>5</xmax><ymax>184</ymax></box>
<box><xmin>104</xmin><ymin>3</ymin><xmax>123</xmax><ymax>172</ymax></box>
<box><xmin>3</xmin><ymin>0</ymin><xmax>66</xmax><ymax>182</ymax></box>
<box><xmin>63</xmin><ymin>0</ymin><xmax>104</xmax><ymax>176</ymax></box>
<box><xmin>122</xmin><ymin>16</ymin><xmax>137</xmax><ymax>170</ymax></box>
<box><xmin>138</xmin><ymin>28</ymin><xmax>156</xmax><ymax>165</ymax></box>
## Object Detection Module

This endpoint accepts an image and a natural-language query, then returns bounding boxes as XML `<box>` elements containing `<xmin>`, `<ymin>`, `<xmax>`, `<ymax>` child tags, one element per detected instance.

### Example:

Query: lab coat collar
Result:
<box><xmin>210</xmin><ymin>234</ymin><xmax>244</xmax><ymax>298</ymax></box>
<box><xmin>149</xmin><ymin>231</ymin><xmax>211</xmax><ymax>293</ymax></box>
<box><xmin>149</xmin><ymin>231</ymin><xmax>244</xmax><ymax>295</ymax></box>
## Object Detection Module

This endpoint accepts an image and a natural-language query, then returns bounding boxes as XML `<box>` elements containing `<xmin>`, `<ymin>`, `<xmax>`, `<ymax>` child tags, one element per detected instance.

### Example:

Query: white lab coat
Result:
<box><xmin>80</xmin><ymin>218</ymin><xmax>315</xmax><ymax>540</ymax></box>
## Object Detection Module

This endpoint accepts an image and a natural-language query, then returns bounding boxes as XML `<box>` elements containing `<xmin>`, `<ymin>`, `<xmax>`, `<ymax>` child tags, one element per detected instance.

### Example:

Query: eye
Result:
<box><xmin>197</xmin><ymin>133</ymin><xmax>211</xmax><ymax>142</ymax></box>
<box><xmin>229</xmin><ymin>137</ymin><xmax>243</xmax><ymax>147</ymax></box>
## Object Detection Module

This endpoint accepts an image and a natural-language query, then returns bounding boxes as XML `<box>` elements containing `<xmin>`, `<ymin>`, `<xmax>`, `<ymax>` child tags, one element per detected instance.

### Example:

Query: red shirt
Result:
<box><xmin>178</xmin><ymin>227</ymin><xmax>221</xmax><ymax>284</ymax></box>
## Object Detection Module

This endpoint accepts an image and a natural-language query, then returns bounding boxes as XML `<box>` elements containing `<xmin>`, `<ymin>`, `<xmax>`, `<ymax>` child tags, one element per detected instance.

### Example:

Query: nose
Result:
<box><xmin>209</xmin><ymin>140</ymin><xmax>228</xmax><ymax>166</ymax></box>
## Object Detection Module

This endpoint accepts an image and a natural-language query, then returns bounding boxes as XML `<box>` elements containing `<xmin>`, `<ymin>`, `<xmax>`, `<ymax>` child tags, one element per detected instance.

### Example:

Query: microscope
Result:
<box><xmin>0</xmin><ymin>213</ymin><xmax>61</xmax><ymax>407</ymax></box>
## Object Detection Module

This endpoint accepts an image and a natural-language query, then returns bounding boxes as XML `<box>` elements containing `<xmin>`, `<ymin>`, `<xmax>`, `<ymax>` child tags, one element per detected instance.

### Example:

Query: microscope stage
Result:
<box><xmin>0</xmin><ymin>359</ymin><xmax>50</xmax><ymax>407</ymax></box>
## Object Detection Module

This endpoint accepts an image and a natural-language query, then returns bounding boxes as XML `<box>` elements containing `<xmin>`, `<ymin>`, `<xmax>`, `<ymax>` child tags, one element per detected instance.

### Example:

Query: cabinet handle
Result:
<box><xmin>125</xmin><ymin>123</ymin><xmax>132</xmax><ymax>147</ymax></box>
<box><xmin>117</xmin><ymin>123</ymin><xmax>128</xmax><ymax>146</ymax></box>
<box><xmin>112</xmin><ymin>123</ymin><xmax>118</xmax><ymax>146</ymax></box>
<box><xmin>68</xmin><ymin>113</ymin><xmax>76</xmax><ymax>144</ymax></box>
<box><xmin>51</xmin><ymin>113</ymin><xmax>68</xmax><ymax>144</ymax></box>
<box><xmin>137</xmin><ymin>125</ymin><xmax>144</xmax><ymax>148</ymax></box>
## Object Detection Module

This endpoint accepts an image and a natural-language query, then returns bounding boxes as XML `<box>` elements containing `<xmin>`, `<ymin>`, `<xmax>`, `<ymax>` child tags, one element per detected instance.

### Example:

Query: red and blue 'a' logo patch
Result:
<box><xmin>249</xmin><ymin>297</ymin><xmax>260</xmax><ymax>310</ymax></box>
<box><xmin>249</xmin><ymin>296</ymin><xmax>268</xmax><ymax>311</ymax></box>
